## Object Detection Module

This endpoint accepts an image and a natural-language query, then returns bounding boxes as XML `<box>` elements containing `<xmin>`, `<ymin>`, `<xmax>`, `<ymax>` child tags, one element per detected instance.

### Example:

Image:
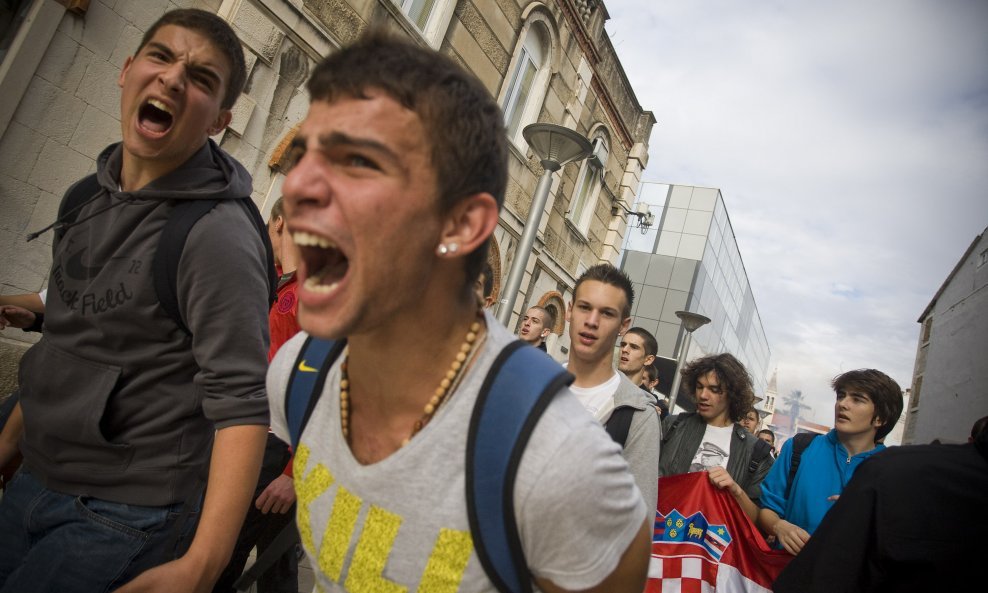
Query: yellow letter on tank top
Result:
<box><xmin>318</xmin><ymin>484</ymin><xmax>362</xmax><ymax>581</ymax></box>
<box><xmin>344</xmin><ymin>505</ymin><xmax>407</xmax><ymax>593</ymax></box>
<box><xmin>294</xmin><ymin>444</ymin><xmax>335</xmax><ymax>553</ymax></box>
<box><xmin>416</xmin><ymin>528</ymin><xmax>473</xmax><ymax>593</ymax></box>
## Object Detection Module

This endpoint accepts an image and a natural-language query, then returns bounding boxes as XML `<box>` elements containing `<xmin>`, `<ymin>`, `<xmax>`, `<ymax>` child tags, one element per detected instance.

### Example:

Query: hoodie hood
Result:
<box><xmin>96</xmin><ymin>138</ymin><xmax>252</xmax><ymax>201</ymax></box>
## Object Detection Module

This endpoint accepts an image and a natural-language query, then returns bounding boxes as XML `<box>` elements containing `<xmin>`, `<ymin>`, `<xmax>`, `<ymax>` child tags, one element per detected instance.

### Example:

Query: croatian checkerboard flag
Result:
<box><xmin>647</xmin><ymin>472</ymin><xmax>791</xmax><ymax>592</ymax></box>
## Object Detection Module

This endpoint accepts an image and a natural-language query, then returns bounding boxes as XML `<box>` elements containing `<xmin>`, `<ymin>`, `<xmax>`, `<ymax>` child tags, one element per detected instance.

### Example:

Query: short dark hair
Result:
<box><xmin>625</xmin><ymin>327</ymin><xmax>657</xmax><ymax>357</ymax></box>
<box><xmin>643</xmin><ymin>362</ymin><xmax>659</xmax><ymax>383</ymax></box>
<box><xmin>137</xmin><ymin>9</ymin><xmax>247</xmax><ymax>110</ymax></box>
<box><xmin>529</xmin><ymin>305</ymin><xmax>555</xmax><ymax>331</ymax></box>
<box><xmin>681</xmin><ymin>353</ymin><xmax>755</xmax><ymax>423</ymax></box>
<box><xmin>573</xmin><ymin>263</ymin><xmax>634</xmax><ymax>318</ymax></box>
<box><xmin>269</xmin><ymin>197</ymin><xmax>285</xmax><ymax>222</ymax></box>
<box><xmin>757</xmin><ymin>428</ymin><xmax>775</xmax><ymax>444</ymax></box>
<box><xmin>831</xmin><ymin>369</ymin><xmax>903</xmax><ymax>442</ymax></box>
<box><xmin>305</xmin><ymin>29</ymin><xmax>507</xmax><ymax>285</ymax></box>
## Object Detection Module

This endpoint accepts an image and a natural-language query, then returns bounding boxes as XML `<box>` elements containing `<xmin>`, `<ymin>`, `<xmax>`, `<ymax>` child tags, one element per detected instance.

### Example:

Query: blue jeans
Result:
<box><xmin>0</xmin><ymin>470</ymin><xmax>199</xmax><ymax>593</ymax></box>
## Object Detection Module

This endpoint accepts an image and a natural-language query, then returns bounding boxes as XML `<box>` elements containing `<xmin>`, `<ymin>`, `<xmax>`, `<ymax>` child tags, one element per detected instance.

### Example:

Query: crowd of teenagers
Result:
<box><xmin>0</xmin><ymin>9</ymin><xmax>984</xmax><ymax>593</ymax></box>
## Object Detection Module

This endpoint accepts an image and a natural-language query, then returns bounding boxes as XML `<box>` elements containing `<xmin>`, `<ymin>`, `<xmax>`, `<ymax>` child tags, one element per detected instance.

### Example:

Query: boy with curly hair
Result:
<box><xmin>659</xmin><ymin>353</ymin><xmax>774</xmax><ymax>521</ymax></box>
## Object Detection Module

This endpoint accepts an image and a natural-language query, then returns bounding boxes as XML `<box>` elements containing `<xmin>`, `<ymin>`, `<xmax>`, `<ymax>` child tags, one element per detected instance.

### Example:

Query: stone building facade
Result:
<box><xmin>0</xmin><ymin>0</ymin><xmax>652</xmax><ymax>383</ymax></box>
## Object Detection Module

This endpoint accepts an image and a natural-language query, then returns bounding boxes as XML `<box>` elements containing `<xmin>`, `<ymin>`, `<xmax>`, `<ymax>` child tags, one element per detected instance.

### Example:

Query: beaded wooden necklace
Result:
<box><xmin>339</xmin><ymin>318</ymin><xmax>484</xmax><ymax>447</ymax></box>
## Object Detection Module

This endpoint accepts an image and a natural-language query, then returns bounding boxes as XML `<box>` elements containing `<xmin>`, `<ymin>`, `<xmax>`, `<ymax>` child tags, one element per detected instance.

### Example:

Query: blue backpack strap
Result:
<box><xmin>285</xmin><ymin>336</ymin><xmax>346</xmax><ymax>449</ymax></box>
<box><xmin>466</xmin><ymin>341</ymin><xmax>573</xmax><ymax>593</ymax></box>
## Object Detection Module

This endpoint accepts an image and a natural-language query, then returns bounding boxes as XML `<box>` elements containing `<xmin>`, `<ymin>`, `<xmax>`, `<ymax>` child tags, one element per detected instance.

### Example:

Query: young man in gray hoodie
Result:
<box><xmin>566</xmin><ymin>264</ymin><xmax>661</xmax><ymax>509</ymax></box>
<box><xmin>0</xmin><ymin>9</ymin><xmax>271</xmax><ymax>593</ymax></box>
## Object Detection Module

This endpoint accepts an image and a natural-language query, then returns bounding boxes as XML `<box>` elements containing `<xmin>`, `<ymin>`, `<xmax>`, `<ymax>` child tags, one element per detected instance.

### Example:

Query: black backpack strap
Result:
<box><xmin>605</xmin><ymin>406</ymin><xmax>636</xmax><ymax>448</ymax></box>
<box><xmin>233</xmin><ymin>515</ymin><xmax>300</xmax><ymax>591</ymax></box>
<box><xmin>235</xmin><ymin>197</ymin><xmax>279</xmax><ymax>305</ymax></box>
<box><xmin>151</xmin><ymin>197</ymin><xmax>277</xmax><ymax>337</ymax></box>
<box><xmin>749</xmin><ymin>437</ymin><xmax>772</xmax><ymax>474</ymax></box>
<box><xmin>151</xmin><ymin>199</ymin><xmax>220</xmax><ymax>335</ymax></box>
<box><xmin>54</xmin><ymin>174</ymin><xmax>101</xmax><ymax>242</ymax></box>
<box><xmin>466</xmin><ymin>341</ymin><xmax>573</xmax><ymax>593</ymax></box>
<box><xmin>784</xmin><ymin>433</ymin><xmax>819</xmax><ymax>499</ymax></box>
<box><xmin>285</xmin><ymin>336</ymin><xmax>346</xmax><ymax>450</ymax></box>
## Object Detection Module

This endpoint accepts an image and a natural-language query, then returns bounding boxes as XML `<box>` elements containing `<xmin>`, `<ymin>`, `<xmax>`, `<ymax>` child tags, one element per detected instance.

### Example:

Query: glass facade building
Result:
<box><xmin>621</xmin><ymin>183</ymin><xmax>772</xmax><ymax>398</ymax></box>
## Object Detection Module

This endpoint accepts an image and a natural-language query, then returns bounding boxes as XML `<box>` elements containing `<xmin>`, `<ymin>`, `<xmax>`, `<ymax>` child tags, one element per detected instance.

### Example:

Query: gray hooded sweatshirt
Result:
<box><xmin>18</xmin><ymin>140</ymin><xmax>270</xmax><ymax>506</ymax></box>
<box><xmin>608</xmin><ymin>372</ymin><xmax>661</xmax><ymax>510</ymax></box>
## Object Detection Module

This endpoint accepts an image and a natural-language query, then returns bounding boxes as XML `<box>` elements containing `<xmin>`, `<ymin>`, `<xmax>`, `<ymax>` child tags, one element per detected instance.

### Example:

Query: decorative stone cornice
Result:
<box><xmin>590</xmin><ymin>75</ymin><xmax>633</xmax><ymax>150</ymax></box>
<box><xmin>558</xmin><ymin>0</ymin><xmax>600</xmax><ymax>65</ymax></box>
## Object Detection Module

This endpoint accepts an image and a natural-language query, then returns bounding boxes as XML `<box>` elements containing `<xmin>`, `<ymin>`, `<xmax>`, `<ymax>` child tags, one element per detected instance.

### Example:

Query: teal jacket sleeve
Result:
<box><xmin>759</xmin><ymin>435</ymin><xmax>793</xmax><ymax>516</ymax></box>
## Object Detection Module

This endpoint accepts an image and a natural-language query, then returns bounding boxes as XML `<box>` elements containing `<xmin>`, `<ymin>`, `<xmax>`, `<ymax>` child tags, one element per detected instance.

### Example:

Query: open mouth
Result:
<box><xmin>577</xmin><ymin>332</ymin><xmax>597</xmax><ymax>344</ymax></box>
<box><xmin>139</xmin><ymin>98</ymin><xmax>174</xmax><ymax>135</ymax></box>
<box><xmin>294</xmin><ymin>231</ymin><xmax>349</xmax><ymax>294</ymax></box>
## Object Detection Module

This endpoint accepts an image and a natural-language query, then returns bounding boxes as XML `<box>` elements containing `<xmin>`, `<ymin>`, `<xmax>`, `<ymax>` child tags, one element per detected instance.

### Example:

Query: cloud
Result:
<box><xmin>607</xmin><ymin>0</ymin><xmax>988</xmax><ymax>425</ymax></box>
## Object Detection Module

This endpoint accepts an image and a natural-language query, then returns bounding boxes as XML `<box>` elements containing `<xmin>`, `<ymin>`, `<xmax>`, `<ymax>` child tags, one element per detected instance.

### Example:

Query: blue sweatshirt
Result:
<box><xmin>759</xmin><ymin>429</ymin><xmax>885</xmax><ymax>535</ymax></box>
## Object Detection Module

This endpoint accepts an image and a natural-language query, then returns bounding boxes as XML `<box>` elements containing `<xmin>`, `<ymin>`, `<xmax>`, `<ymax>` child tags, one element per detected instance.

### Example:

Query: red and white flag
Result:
<box><xmin>647</xmin><ymin>472</ymin><xmax>791</xmax><ymax>592</ymax></box>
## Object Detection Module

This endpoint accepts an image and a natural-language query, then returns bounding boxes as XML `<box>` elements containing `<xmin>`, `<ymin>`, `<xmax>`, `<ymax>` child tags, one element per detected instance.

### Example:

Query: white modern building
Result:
<box><xmin>620</xmin><ymin>183</ymin><xmax>772</xmax><ymax>402</ymax></box>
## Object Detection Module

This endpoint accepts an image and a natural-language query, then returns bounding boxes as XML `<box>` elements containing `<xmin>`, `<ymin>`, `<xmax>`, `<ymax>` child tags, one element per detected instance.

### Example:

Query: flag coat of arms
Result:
<box><xmin>648</xmin><ymin>473</ymin><xmax>791</xmax><ymax>592</ymax></box>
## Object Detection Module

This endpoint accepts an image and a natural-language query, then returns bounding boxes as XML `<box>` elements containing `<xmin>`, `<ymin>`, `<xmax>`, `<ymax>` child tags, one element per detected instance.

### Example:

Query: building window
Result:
<box><xmin>501</xmin><ymin>21</ymin><xmax>550</xmax><ymax>148</ymax></box>
<box><xmin>910</xmin><ymin>375</ymin><xmax>923</xmax><ymax>410</ymax></box>
<box><xmin>979</xmin><ymin>248</ymin><xmax>988</xmax><ymax>267</ymax></box>
<box><xmin>393</xmin><ymin>0</ymin><xmax>455</xmax><ymax>48</ymax></box>
<box><xmin>396</xmin><ymin>0</ymin><xmax>438</xmax><ymax>30</ymax></box>
<box><xmin>567</xmin><ymin>136</ymin><xmax>607</xmax><ymax>235</ymax></box>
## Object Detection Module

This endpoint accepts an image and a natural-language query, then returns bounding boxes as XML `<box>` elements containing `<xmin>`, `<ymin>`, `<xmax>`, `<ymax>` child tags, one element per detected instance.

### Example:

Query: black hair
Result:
<box><xmin>573</xmin><ymin>263</ymin><xmax>634</xmax><ymax>318</ymax></box>
<box><xmin>137</xmin><ymin>9</ymin><xmax>247</xmax><ymax>110</ymax></box>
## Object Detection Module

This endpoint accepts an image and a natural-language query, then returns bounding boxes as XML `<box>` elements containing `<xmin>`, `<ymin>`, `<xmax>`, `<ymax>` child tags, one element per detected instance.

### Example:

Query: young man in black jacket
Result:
<box><xmin>659</xmin><ymin>353</ymin><xmax>773</xmax><ymax>521</ymax></box>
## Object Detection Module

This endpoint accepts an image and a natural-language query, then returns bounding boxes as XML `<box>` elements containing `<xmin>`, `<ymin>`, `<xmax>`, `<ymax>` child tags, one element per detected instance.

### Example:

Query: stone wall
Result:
<box><xmin>0</xmin><ymin>0</ymin><xmax>652</xmax><ymax>356</ymax></box>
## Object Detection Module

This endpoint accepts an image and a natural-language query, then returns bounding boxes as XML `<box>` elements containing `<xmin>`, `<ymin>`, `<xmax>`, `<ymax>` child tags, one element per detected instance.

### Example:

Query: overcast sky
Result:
<box><xmin>605</xmin><ymin>0</ymin><xmax>988</xmax><ymax>426</ymax></box>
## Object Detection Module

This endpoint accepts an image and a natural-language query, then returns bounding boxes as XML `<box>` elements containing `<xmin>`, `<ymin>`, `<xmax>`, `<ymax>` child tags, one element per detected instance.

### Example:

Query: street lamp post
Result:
<box><xmin>667</xmin><ymin>310</ymin><xmax>711</xmax><ymax>413</ymax></box>
<box><xmin>496</xmin><ymin>123</ymin><xmax>591</xmax><ymax>326</ymax></box>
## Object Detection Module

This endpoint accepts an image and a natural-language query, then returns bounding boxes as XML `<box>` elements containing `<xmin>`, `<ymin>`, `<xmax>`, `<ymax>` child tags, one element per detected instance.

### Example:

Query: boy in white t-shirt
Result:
<box><xmin>565</xmin><ymin>264</ymin><xmax>661</xmax><ymax>509</ymax></box>
<box><xmin>658</xmin><ymin>353</ymin><xmax>774</xmax><ymax>521</ymax></box>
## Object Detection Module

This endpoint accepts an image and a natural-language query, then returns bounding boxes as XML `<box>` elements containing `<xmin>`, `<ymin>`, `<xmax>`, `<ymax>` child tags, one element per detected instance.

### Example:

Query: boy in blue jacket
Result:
<box><xmin>756</xmin><ymin>369</ymin><xmax>903</xmax><ymax>555</ymax></box>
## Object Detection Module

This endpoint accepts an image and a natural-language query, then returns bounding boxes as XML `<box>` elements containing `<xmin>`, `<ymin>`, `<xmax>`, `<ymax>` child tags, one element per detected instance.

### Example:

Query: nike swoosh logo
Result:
<box><xmin>298</xmin><ymin>360</ymin><xmax>318</xmax><ymax>372</ymax></box>
<box><xmin>65</xmin><ymin>248</ymin><xmax>103</xmax><ymax>280</ymax></box>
